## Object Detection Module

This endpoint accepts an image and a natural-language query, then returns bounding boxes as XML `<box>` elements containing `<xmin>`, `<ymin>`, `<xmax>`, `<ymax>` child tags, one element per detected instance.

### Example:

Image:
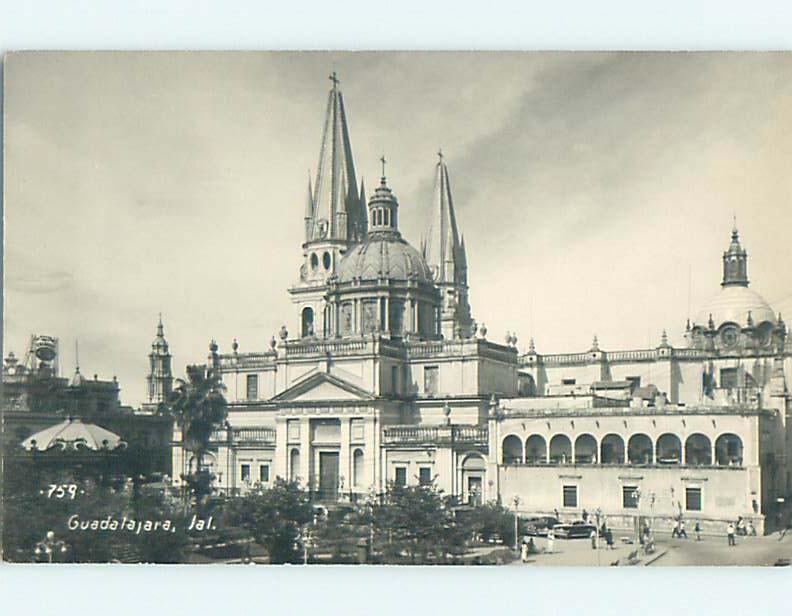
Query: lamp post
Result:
<box><xmin>34</xmin><ymin>530</ymin><xmax>68</xmax><ymax>563</ymax></box>
<box><xmin>512</xmin><ymin>495</ymin><xmax>521</xmax><ymax>552</ymax></box>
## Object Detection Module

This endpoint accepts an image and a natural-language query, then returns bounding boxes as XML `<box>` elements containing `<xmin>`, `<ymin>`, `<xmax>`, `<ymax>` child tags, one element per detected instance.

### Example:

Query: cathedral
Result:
<box><xmin>166</xmin><ymin>74</ymin><xmax>792</xmax><ymax>534</ymax></box>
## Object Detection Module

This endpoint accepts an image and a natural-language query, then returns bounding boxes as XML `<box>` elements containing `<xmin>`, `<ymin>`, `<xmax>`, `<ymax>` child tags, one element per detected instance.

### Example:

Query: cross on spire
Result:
<box><xmin>438</xmin><ymin>148</ymin><xmax>443</xmax><ymax>160</ymax></box>
<box><xmin>329</xmin><ymin>71</ymin><xmax>339</xmax><ymax>89</ymax></box>
<box><xmin>380</xmin><ymin>154</ymin><xmax>387</xmax><ymax>180</ymax></box>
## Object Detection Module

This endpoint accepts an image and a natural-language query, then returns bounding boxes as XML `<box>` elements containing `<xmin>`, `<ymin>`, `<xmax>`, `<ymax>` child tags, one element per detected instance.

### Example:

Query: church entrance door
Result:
<box><xmin>318</xmin><ymin>451</ymin><xmax>339</xmax><ymax>500</ymax></box>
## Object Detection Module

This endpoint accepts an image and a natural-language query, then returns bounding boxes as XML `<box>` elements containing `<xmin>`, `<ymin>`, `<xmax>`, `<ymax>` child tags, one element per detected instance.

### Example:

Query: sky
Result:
<box><xmin>4</xmin><ymin>51</ymin><xmax>792</xmax><ymax>406</ymax></box>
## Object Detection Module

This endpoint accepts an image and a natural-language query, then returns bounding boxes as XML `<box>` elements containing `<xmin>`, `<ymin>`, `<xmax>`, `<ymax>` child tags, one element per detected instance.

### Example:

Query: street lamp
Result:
<box><xmin>512</xmin><ymin>495</ymin><xmax>521</xmax><ymax>552</ymax></box>
<box><xmin>34</xmin><ymin>530</ymin><xmax>68</xmax><ymax>563</ymax></box>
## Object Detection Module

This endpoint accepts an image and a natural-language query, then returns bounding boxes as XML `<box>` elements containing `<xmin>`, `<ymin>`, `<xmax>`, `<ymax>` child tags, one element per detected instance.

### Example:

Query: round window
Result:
<box><xmin>720</xmin><ymin>326</ymin><xmax>739</xmax><ymax>348</ymax></box>
<box><xmin>310</xmin><ymin>253</ymin><xmax>319</xmax><ymax>270</ymax></box>
<box><xmin>323</xmin><ymin>252</ymin><xmax>331</xmax><ymax>270</ymax></box>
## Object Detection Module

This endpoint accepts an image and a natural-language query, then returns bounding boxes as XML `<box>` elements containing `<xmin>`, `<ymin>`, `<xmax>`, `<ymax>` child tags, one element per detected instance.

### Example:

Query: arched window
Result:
<box><xmin>549</xmin><ymin>434</ymin><xmax>572</xmax><ymax>465</ymax></box>
<box><xmin>715</xmin><ymin>433</ymin><xmax>744</xmax><ymax>466</ymax></box>
<box><xmin>301</xmin><ymin>307</ymin><xmax>314</xmax><ymax>337</ymax></box>
<box><xmin>290</xmin><ymin>448</ymin><xmax>300</xmax><ymax>481</ymax></box>
<box><xmin>352</xmin><ymin>448</ymin><xmax>364</xmax><ymax>487</ymax></box>
<box><xmin>502</xmin><ymin>435</ymin><xmax>523</xmax><ymax>464</ymax></box>
<box><xmin>628</xmin><ymin>434</ymin><xmax>653</xmax><ymax>465</ymax></box>
<box><xmin>310</xmin><ymin>253</ymin><xmax>319</xmax><ymax>270</ymax></box>
<box><xmin>685</xmin><ymin>434</ymin><xmax>712</xmax><ymax>466</ymax></box>
<box><xmin>518</xmin><ymin>373</ymin><xmax>537</xmax><ymax>397</ymax></box>
<box><xmin>574</xmin><ymin>434</ymin><xmax>598</xmax><ymax>464</ymax></box>
<box><xmin>600</xmin><ymin>433</ymin><xmax>625</xmax><ymax>464</ymax></box>
<box><xmin>461</xmin><ymin>454</ymin><xmax>486</xmax><ymax>506</ymax></box>
<box><xmin>322</xmin><ymin>251</ymin><xmax>331</xmax><ymax>270</ymax></box>
<box><xmin>656</xmin><ymin>433</ymin><xmax>682</xmax><ymax>464</ymax></box>
<box><xmin>525</xmin><ymin>434</ymin><xmax>547</xmax><ymax>464</ymax></box>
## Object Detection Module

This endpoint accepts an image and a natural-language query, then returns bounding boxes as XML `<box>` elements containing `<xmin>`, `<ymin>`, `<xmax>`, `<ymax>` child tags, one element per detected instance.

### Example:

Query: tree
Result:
<box><xmin>221</xmin><ymin>478</ymin><xmax>314</xmax><ymax>564</ymax></box>
<box><xmin>370</xmin><ymin>482</ymin><xmax>461</xmax><ymax>564</ymax></box>
<box><xmin>164</xmin><ymin>363</ymin><xmax>227</xmax><ymax>509</ymax></box>
<box><xmin>462</xmin><ymin>501</ymin><xmax>516</xmax><ymax>547</ymax></box>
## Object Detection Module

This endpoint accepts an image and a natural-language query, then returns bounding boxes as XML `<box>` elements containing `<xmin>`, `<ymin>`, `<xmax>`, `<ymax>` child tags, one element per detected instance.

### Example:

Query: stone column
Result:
<box><xmin>300</xmin><ymin>416</ymin><xmax>311</xmax><ymax>489</ymax></box>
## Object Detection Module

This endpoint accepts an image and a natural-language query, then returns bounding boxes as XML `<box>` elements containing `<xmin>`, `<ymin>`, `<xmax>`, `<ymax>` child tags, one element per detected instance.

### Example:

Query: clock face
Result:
<box><xmin>721</xmin><ymin>326</ymin><xmax>739</xmax><ymax>348</ymax></box>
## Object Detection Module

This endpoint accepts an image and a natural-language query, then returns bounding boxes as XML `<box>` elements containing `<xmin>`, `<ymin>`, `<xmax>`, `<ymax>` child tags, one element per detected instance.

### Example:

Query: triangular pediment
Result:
<box><xmin>272</xmin><ymin>372</ymin><xmax>375</xmax><ymax>402</ymax></box>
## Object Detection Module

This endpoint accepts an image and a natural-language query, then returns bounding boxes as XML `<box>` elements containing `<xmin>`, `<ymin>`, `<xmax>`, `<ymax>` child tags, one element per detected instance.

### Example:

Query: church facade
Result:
<box><xmin>168</xmin><ymin>75</ymin><xmax>792</xmax><ymax>534</ymax></box>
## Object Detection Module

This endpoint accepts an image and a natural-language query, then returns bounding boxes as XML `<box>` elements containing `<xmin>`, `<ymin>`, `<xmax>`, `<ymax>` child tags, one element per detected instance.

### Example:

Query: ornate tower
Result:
<box><xmin>291</xmin><ymin>72</ymin><xmax>366</xmax><ymax>339</ymax></box>
<box><xmin>146</xmin><ymin>315</ymin><xmax>173</xmax><ymax>405</ymax></box>
<box><xmin>722</xmin><ymin>222</ymin><xmax>749</xmax><ymax>287</ymax></box>
<box><xmin>422</xmin><ymin>151</ymin><xmax>475</xmax><ymax>339</ymax></box>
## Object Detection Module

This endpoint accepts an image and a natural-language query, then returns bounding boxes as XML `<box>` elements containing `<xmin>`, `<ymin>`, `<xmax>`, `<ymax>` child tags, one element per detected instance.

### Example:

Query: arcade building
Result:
<box><xmin>168</xmin><ymin>75</ymin><xmax>792</xmax><ymax>534</ymax></box>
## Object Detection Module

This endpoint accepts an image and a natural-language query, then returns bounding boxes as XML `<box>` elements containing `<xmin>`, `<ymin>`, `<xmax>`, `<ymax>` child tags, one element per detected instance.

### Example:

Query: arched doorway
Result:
<box><xmin>301</xmin><ymin>307</ymin><xmax>314</xmax><ymax>337</ymax></box>
<box><xmin>715</xmin><ymin>433</ymin><xmax>743</xmax><ymax>466</ymax></box>
<box><xmin>656</xmin><ymin>433</ymin><xmax>682</xmax><ymax>464</ymax></box>
<box><xmin>685</xmin><ymin>434</ymin><xmax>712</xmax><ymax>466</ymax></box>
<box><xmin>502</xmin><ymin>435</ymin><xmax>523</xmax><ymax>464</ymax></box>
<box><xmin>518</xmin><ymin>373</ymin><xmax>536</xmax><ymax>397</ymax></box>
<box><xmin>549</xmin><ymin>434</ymin><xmax>572</xmax><ymax>465</ymax></box>
<box><xmin>461</xmin><ymin>454</ymin><xmax>486</xmax><ymax>505</ymax></box>
<box><xmin>574</xmin><ymin>434</ymin><xmax>598</xmax><ymax>464</ymax></box>
<box><xmin>600</xmin><ymin>434</ymin><xmax>625</xmax><ymax>464</ymax></box>
<box><xmin>352</xmin><ymin>448</ymin><xmax>364</xmax><ymax>488</ymax></box>
<box><xmin>525</xmin><ymin>434</ymin><xmax>547</xmax><ymax>464</ymax></box>
<box><xmin>628</xmin><ymin>434</ymin><xmax>653</xmax><ymax>465</ymax></box>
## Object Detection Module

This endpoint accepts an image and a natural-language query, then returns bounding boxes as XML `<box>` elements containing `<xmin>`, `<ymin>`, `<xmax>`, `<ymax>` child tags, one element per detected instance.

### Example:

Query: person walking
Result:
<box><xmin>521</xmin><ymin>537</ymin><xmax>529</xmax><ymax>563</ymax></box>
<box><xmin>590</xmin><ymin>528</ymin><xmax>597</xmax><ymax>550</ymax></box>
<box><xmin>546</xmin><ymin>528</ymin><xmax>555</xmax><ymax>554</ymax></box>
<box><xmin>695</xmin><ymin>520</ymin><xmax>701</xmax><ymax>541</ymax></box>
<box><xmin>678</xmin><ymin>519</ymin><xmax>688</xmax><ymax>539</ymax></box>
<box><xmin>727</xmin><ymin>522</ymin><xmax>736</xmax><ymax>546</ymax></box>
<box><xmin>671</xmin><ymin>519</ymin><xmax>680</xmax><ymax>538</ymax></box>
<box><xmin>606</xmin><ymin>527</ymin><xmax>614</xmax><ymax>549</ymax></box>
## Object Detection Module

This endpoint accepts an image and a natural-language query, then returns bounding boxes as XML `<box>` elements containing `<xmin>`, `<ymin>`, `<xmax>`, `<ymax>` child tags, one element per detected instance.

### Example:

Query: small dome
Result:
<box><xmin>69</xmin><ymin>367</ymin><xmax>86</xmax><ymax>388</ymax></box>
<box><xmin>694</xmin><ymin>285</ymin><xmax>775</xmax><ymax>329</ymax></box>
<box><xmin>337</xmin><ymin>236</ymin><xmax>433</xmax><ymax>284</ymax></box>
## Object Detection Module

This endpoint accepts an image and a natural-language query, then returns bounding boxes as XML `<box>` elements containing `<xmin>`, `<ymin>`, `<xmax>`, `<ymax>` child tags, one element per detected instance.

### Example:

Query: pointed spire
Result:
<box><xmin>310</xmin><ymin>73</ymin><xmax>361</xmax><ymax>243</ymax></box>
<box><xmin>424</xmin><ymin>150</ymin><xmax>463</xmax><ymax>284</ymax></box>
<box><xmin>157</xmin><ymin>312</ymin><xmax>164</xmax><ymax>337</ymax></box>
<box><xmin>304</xmin><ymin>171</ymin><xmax>314</xmax><ymax>241</ymax></box>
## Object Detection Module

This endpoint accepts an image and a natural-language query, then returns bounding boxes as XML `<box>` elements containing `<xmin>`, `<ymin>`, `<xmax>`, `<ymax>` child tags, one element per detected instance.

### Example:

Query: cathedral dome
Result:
<box><xmin>694</xmin><ymin>285</ymin><xmax>775</xmax><ymax>329</ymax></box>
<box><xmin>337</xmin><ymin>236</ymin><xmax>433</xmax><ymax>284</ymax></box>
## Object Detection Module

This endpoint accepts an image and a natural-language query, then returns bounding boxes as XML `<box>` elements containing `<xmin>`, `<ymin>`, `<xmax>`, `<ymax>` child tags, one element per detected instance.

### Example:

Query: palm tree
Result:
<box><xmin>163</xmin><ymin>363</ymin><xmax>227</xmax><ymax>508</ymax></box>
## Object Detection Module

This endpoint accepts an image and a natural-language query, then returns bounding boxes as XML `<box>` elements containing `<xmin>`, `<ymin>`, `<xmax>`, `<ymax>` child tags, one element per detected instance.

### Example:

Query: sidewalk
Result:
<box><xmin>511</xmin><ymin>536</ymin><xmax>651</xmax><ymax>567</ymax></box>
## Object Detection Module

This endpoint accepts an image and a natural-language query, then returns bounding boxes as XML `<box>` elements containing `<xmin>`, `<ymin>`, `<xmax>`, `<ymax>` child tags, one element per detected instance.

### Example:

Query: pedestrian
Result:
<box><xmin>546</xmin><ymin>528</ymin><xmax>555</xmax><ymax>554</ymax></box>
<box><xmin>727</xmin><ymin>522</ymin><xmax>736</xmax><ymax>546</ymax></box>
<box><xmin>553</xmin><ymin>508</ymin><xmax>560</xmax><ymax>521</ymax></box>
<box><xmin>590</xmin><ymin>528</ymin><xmax>597</xmax><ymax>550</ymax></box>
<box><xmin>679</xmin><ymin>520</ymin><xmax>688</xmax><ymax>539</ymax></box>
<box><xmin>695</xmin><ymin>520</ymin><xmax>701</xmax><ymax>541</ymax></box>
<box><xmin>671</xmin><ymin>519</ymin><xmax>680</xmax><ymax>538</ymax></box>
<box><xmin>582</xmin><ymin>509</ymin><xmax>589</xmax><ymax>523</ymax></box>
<box><xmin>521</xmin><ymin>537</ymin><xmax>529</xmax><ymax>563</ymax></box>
<box><xmin>606</xmin><ymin>527</ymin><xmax>614</xmax><ymax>549</ymax></box>
<box><xmin>747</xmin><ymin>520</ymin><xmax>756</xmax><ymax>536</ymax></box>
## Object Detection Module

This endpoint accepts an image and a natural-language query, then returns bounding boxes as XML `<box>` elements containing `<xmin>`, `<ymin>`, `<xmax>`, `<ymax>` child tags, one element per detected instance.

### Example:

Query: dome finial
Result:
<box><xmin>380</xmin><ymin>154</ymin><xmax>387</xmax><ymax>185</ymax></box>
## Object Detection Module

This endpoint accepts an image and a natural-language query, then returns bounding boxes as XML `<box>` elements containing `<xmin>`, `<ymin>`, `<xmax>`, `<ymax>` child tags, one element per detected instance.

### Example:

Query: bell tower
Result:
<box><xmin>146</xmin><ymin>315</ymin><xmax>173</xmax><ymax>407</ymax></box>
<box><xmin>290</xmin><ymin>73</ymin><xmax>366</xmax><ymax>339</ymax></box>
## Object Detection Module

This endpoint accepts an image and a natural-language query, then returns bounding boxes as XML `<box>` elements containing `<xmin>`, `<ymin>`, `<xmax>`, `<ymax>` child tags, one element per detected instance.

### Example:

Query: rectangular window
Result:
<box><xmin>246</xmin><ymin>374</ymin><xmax>259</xmax><ymax>400</ymax></box>
<box><xmin>395</xmin><ymin>466</ymin><xmax>407</xmax><ymax>487</ymax></box>
<box><xmin>720</xmin><ymin>368</ymin><xmax>738</xmax><ymax>389</ymax></box>
<box><xmin>351</xmin><ymin>418</ymin><xmax>365</xmax><ymax>441</ymax></box>
<box><xmin>259</xmin><ymin>464</ymin><xmax>269</xmax><ymax>483</ymax></box>
<box><xmin>623</xmin><ymin>485</ymin><xmax>639</xmax><ymax>509</ymax></box>
<box><xmin>562</xmin><ymin>378</ymin><xmax>576</xmax><ymax>386</ymax></box>
<box><xmin>626</xmin><ymin>376</ymin><xmax>641</xmax><ymax>389</ymax></box>
<box><xmin>287</xmin><ymin>419</ymin><xmax>300</xmax><ymax>442</ymax></box>
<box><xmin>562</xmin><ymin>485</ymin><xmax>578</xmax><ymax>508</ymax></box>
<box><xmin>424</xmin><ymin>366</ymin><xmax>439</xmax><ymax>396</ymax></box>
<box><xmin>419</xmin><ymin>467</ymin><xmax>432</xmax><ymax>486</ymax></box>
<box><xmin>686</xmin><ymin>487</ymin><xmax>702</xmax><ymax>511</ymax></box>
<box><xmin>241</xmin><ymin>464</ymin><xmax>251</xmax><ymax>483</ymax></box>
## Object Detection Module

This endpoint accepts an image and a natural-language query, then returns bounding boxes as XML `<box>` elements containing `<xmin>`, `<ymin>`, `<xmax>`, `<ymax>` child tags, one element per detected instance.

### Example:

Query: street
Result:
<box><xmin>510</xmin><ymin>531</ymin><xmax>792</xmax><ymax>567</ymax></box>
